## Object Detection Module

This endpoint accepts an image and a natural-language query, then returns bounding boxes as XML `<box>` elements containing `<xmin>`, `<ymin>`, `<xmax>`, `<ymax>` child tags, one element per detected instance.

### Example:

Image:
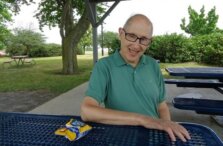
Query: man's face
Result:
<box><xmin>119</xmin><ymin>20</ymin><xmax>152</xmax><ymax>66</ymax></box>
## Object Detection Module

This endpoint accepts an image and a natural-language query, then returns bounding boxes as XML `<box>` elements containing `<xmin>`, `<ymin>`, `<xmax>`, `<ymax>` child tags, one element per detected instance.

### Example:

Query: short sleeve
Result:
<box><xmin>85</xmin><ymin>60</ymin><xmax>109</xmax><ymax>104</ymax></box>
<box><xmin>157</xmin><ymin>63</ymin><xmax>166</xmax><ymax>103</ymax></box>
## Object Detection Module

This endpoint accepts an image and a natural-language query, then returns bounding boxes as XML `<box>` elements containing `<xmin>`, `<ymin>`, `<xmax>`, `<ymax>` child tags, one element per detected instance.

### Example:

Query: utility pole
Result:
<box><xmin>101</xmin><ymin>23</ymin><xmax>104</xmax><ymax>56</ymax></box>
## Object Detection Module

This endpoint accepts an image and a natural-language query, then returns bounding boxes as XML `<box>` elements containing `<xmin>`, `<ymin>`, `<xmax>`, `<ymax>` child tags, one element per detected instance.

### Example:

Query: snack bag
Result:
<box><xmin>55</xmin><ymin>119</ymin><xmax>92</xmax><ymax>141</ymax></box>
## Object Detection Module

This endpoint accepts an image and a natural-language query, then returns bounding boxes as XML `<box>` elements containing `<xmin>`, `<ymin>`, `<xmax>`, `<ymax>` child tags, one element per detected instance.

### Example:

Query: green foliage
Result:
<box><xmin>98</xmin><ymin>31</ymin><xmax>118</xmax><ymax>50</ymax></box>
<box><xmin>0</xmin><ymin>1</ymin><xmax>12</xmax><ymax>49</ymax></box>
<box><xmin>146</xmin><ymin>33</ymin><xmax>191</xmax><ymax>63</ymax></box>
<box><xmin>5</xmin><ymin>28</ymin><xmax>45</xmax><ymax>56</ymax></box>
<box><xmin>44</xmin><ymin>43</ymin><xmax>62</xmax><ymax>56</ymax></box>
<box><xmin>28</xmin><ymin>46</ymin><xmax>47</xmax><ymax>57</ymax></box>
<box><xmin>29</xmin><ymin>43</ymin><xmax>62</xmax><ymax>57</ymax></box>
<box><xmin>147</xmin><ymin>33</ymin><xmax>223</xmax><ymax>65</ymax></box>
<box><xmin>3</xmin><ymin>0</ymin><xmax>34</xmax><ymax>13</ymax></box>
<box><xmin>180</xmin><ymin>6</ymin><xmax>220</xmax><ymax>36</ymax></box>
<box><xmin>0</xmin><ymin>43</ymin><xmax>5</xmax><ymax>50</ymax></box>
<box><xmin>0</xmin><ymin>0</ymin><xmax>34</xmax><ymax>49</ymax></box>
<box><xmin>4</xmin><ymin>28</ymin><xmax>61</xmax><ymax>58</ymax></box>
<box><xmin>98</xmin><ymin>31</ymin><xmax>223</xmax><ymax>66</ymax></box>
<box><xmin>35</xmin><ymin>0</ymin><xmax>88</xmax><ymax>30</ymax></box>
<box><xmin>109</xmin><ymin>38</ymin><xmax>120</xmax><ymax>55</ymax></box>
<box><xmin>35</xmin><ymin>0</ymin><xmax>97</xmax><ymax>74</ymax></box>
<box><xmin>0</xmin><ymin>1</ymin><xmax>12</xmax><ymax>26</ymax></box>
<box><xmin>190</xmin><ymin>33</ymin><xmax>223</xmax><ymax>66</ymax></box>
<box><xmin>77</xmin><ymin>27</ymin><xmax>92</xmax><ymax>55</ymax></box>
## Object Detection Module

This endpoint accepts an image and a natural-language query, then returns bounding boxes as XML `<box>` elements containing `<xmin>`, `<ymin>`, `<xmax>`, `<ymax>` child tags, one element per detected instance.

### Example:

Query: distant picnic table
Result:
<box><xmin>2</xmin><ymin>55</ymin><xmax>36</xmax><ymax>67</ymax></box>
<box><xmin>12</xmin><ymin>55</ymin><xmax>28</xmax><ymax>65</ymax></box>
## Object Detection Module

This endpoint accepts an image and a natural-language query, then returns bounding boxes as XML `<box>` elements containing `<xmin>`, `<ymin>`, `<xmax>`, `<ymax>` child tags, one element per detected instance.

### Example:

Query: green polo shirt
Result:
<box><xmin>85</xmin><ymin>50</ymin><xmax>166</xmax><ymax>118</ymax></box>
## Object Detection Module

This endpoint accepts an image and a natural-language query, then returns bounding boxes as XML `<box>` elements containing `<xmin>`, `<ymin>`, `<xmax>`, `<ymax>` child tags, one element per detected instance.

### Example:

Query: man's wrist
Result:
<box><xmin>136</xmin><ymin>114</ymin><xmax>151</xmax><ymax>127</ymax></box>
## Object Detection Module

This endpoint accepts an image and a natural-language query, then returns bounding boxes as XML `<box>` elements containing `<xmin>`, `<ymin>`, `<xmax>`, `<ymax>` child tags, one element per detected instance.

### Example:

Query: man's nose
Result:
<box><xmin>134</xmin><ymin>38</ymin><xmax>141</xmax><ymax>45</ymax></box>
<box><xmin>132</xmin><ymin>39</ymin><xmax>141</xmax><ymax>49</ymax></box>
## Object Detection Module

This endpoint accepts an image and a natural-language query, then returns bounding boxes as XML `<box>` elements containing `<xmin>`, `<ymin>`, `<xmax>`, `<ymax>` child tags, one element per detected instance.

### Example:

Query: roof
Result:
<box><xmin>89</xmin><ymin>0</ymin><xmax>128</xmax><ymax>2</ymax></box>
<box><xmin>86</xmin><ymin>0</ymin><xmax>129</xmax><ymax>27</ymax></box>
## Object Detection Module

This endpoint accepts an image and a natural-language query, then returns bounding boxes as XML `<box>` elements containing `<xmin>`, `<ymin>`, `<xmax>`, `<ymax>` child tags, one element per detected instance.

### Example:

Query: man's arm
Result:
<box><xmin>80</xmin><ymin>96</ymin><xmax>146</xmax><ymax>126</ymax></box>
<box><xmin>80</xmin><ymin>96</ymin><xmax>191</xmax><ymax>142</ymax></box>
<box><xmin>158</xmin><ymin>101</ymin><xmax>171</xmax><ymax>120</ymax></box>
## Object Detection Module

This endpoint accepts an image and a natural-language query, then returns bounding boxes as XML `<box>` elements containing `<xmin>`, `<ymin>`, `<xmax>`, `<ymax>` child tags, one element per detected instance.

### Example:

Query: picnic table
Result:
<box><xmin>165</xmin><ymin>67</ymin><xmax>223</xmax><ymax>93</ymax></box>
<box><xmin>0</xmin><ymin>112</ymin><xmax>222</xmax><ymax>146</ymax></box>
<box><xmin>11</xmin><ymin>55</ymin><xmax>28</xmax><ymax>65</ymax></box>
<box><xmin>2</xmin><ymin>55</ymin><xmax>36</xmax><ymax>67</ymax></box>
<box><xmin>165</xmin><ymin>67</ymin><xmax>223</xmax><ymax>126</ymax></box>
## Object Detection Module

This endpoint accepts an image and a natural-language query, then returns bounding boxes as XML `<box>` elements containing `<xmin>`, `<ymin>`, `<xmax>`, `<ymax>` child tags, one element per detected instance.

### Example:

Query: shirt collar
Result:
<box><xmin>113</xmin><ymin>49</ymin><xmax>147</xmax><ymax>67</ymax></box>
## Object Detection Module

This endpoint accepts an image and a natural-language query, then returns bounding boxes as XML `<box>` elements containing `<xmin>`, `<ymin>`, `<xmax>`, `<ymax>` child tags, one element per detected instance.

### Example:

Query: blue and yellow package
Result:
<box><xmin>55</xmin><ymin>119</ymin><xmax>92</xmax><ymax>141</ymax></box>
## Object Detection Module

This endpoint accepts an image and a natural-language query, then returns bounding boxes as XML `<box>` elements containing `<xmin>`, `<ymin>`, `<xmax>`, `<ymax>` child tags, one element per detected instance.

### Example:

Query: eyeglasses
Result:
<box><xmin>122</xmin><ymin>29</ymin><xmax>152</xmax><ymax>46</ymax></box>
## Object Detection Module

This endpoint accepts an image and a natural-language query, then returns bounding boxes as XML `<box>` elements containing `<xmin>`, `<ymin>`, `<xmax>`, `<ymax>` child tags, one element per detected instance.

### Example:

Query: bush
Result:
<box><xmin>76</xmin><ymin>47</ymin><xmax>85</xmax><ymax>55</ymax></box>
<box><xmin>191</xmin><ymin>33</ymin><xmax>223</xmax><ymax>66</ymax></box>
<box><xmin>6</xmin><ymin>42</ymin><xmax>61</xmax><ymax>57</ymax></box>
<box><xmin>109</xmin><ymin>38</ymin><xmax>120</xmax><ymax>55</ymax></box>
<box><xmin>6</xmin><ymin>43</ymin><xmax>27</xmax><ymax>56</ymax></box>
<box><xmin>44</xmin><ymin>43</ymin><xmax>62</xmax><ymax>57</ymax></box>
<box><xmin>29</xmin><ymin>43</ymin><xmax>62</xmax><ymax>57</ymax></box>
<box><xmin>146</xmin><ymin>33</ymin><xmax>191</xmax><ymax>63</ymax></box>
<box><xmin>29</xmin><ymin>46</ymin><xmax>48</xmax><ymax>57</ymax></box>
<box><xmin>145</xmin><ymin>33</ymin><xmax>223</xmax><ymax>66</ymax></box>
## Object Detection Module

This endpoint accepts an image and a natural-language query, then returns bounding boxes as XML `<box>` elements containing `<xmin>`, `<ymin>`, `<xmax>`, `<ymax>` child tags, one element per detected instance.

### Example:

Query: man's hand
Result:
<box><xmin>139</xmin><ymin>116</ymin><xmax>191</xmax><ymax>142</ymax></box>
<box><xmin>81</xmin><ymin>97</ymin><xmax>191</xmax><ymax>142</ymax></box>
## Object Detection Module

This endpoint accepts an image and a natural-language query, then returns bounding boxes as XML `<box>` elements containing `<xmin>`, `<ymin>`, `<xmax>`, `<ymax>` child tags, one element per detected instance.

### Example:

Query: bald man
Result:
<box><xmin>81</xmin><ymin>14</ymin><xmax>190</xmax><ymax>142</ymax></box>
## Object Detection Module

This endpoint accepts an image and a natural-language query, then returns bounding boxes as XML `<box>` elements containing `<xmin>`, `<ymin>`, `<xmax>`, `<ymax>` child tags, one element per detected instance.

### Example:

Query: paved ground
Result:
<box><xmin>0</xmin><ymin>90</ymin><xmax>58</xmax><ymax>112</ymax></box>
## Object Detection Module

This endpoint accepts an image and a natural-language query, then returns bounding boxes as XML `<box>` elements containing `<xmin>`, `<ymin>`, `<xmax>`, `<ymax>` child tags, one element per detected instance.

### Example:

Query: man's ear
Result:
<box><xmin>118</xmin><ymin>28</ymin><xmax>123</xmax><ymax>39</ymax></box>
<box><xmin>118</xmin><ymin>27</ymin><xmax>123</xmax><ymax>35</ymax></box>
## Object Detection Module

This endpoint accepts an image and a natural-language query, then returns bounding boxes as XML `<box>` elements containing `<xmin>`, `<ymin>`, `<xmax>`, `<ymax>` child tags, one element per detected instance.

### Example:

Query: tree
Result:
<box><xmin>5</xmin><ymin>28</ymin><xmax>45</xmax><ymax>56</ymax></box>
<box><xmin>0</xmin><ymin>0</ymin><xmax>34</xmax><ymax>49</ymax></box>
<box><xmin>180</xmin><ymin>6</ymin><xmax>220</xmax><ymax>36</ymax></box>
<box><xmin>0</xmin><ymin>1</ymin><xmax>12</xmax><ymax>50</ymax></box>
<box><xmin>36</xmin><ymin>0</ymin><xmax>107</xmax><ymax>74</ymax></box>
<box><xmin>35</xmin><ymin>0</ymin><xmax>105</xmax><ymax>74</ymax></box>
<box><xmin>98</xmin><ymin>31</ymin><xmax>118</xmax><ymax>50</ymax></box>
<box><xmin>77</xmin><ymin>27</ymin><xmax>92</xmax><ymax>55</ymax></box>
<box><xmin>35</xmin><ymin>1</ymin><xmax>88</xmax><ymax>74</ymax></box>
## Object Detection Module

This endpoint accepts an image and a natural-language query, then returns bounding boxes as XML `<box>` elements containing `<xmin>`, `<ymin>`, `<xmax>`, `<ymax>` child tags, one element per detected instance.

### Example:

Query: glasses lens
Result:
<box><xmin>125</xmin><ymin>33</ymin><xmax>137</xmax><ymax>42</ymax></box>
<box><xmin>140</xmin><ymin>38</ymin><xmax>152</xmax><ymax>46</ymax></box>
<box><xmin>123</xmin><ymin>29</ymin><xmax>152</xmax><ymax>46</ymax></box>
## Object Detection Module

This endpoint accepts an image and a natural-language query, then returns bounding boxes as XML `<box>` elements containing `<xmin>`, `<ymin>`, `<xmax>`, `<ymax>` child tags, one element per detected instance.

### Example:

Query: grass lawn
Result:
<box><xmin>0</xmin><ymin>54</ymin><xmax>94</xmax><ymax>93</ymax></box>
<box><xmin>0</xmin><ymin>53</ymin><xmax>214</xmax><ymax>94</ymax></box>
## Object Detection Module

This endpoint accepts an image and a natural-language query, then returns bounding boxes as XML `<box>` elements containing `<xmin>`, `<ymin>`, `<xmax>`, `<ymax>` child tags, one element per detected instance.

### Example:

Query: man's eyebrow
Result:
<box><xmin>129</xmin><ymin>32</ymin><xmax>148</xmax><ymax>38</ymax></box>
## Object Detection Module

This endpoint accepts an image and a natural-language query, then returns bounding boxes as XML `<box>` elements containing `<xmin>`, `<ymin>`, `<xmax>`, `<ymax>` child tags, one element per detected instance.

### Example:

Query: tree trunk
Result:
<box><xmin>62</xmin><ymin>35</ymin><xmax>77</xmax><ymax>74</ymax></box>
<box><xmin>60</xmin><ymin>0</ymin><xmax>90</xmax><ymax>74</ymax></box>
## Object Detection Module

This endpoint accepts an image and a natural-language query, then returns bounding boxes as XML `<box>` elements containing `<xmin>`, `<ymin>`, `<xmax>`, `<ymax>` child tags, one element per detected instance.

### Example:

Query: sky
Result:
<box><xmin>9</xmin><ymin>0</ymin><xmax>223</xmax><ymax>44</ymax></box>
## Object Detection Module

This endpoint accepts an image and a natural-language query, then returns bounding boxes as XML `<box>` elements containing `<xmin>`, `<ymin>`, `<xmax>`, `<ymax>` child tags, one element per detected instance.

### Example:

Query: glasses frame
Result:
<box><xmin>122</xmin><ymin>29</ymin><xmax>152</xmax><ymax>46</ymax></box>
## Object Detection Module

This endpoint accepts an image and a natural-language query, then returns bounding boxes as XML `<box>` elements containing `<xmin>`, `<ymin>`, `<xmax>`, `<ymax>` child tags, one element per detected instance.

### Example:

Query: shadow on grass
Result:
<box><xmin>42</xmin><ymin>68</ymin><xmax>91</xmax><ymax>76</ymax></box>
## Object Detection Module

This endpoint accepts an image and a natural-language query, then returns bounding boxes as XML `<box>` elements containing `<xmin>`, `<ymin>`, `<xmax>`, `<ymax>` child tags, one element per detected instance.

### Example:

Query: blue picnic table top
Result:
<box><xmin>0</xmin><ymin>112</ymin><xmax>222</xmax><ymax>146</ymax></box>
<box><xmin>166</xmin><ymin>67</ymin><xmax>223</xmax><ymax>80</ymax></box>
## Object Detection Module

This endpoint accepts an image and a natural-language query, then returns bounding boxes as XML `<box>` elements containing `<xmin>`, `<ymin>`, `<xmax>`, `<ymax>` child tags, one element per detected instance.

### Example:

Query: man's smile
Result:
<box><xmin>128</xmin><ymin>48</ymin><xmax>140</xmax><ymax>56</ymax></box>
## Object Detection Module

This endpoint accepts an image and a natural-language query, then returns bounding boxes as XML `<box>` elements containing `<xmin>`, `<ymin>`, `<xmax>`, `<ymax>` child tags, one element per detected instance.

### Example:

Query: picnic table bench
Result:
<box><xmin>2</xmin><ymin>59</ymin><xmax>15</xmax><ymax>67</ymax></box>
<box><xmin>172</xmin><ymin>97</ymin><xmax>223</xmax><ymax>115</ymax></box>
<box><xmin>164</xmin><ymin>78</ymin><xmax>223</xmax><ymax>88</ymax></box>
